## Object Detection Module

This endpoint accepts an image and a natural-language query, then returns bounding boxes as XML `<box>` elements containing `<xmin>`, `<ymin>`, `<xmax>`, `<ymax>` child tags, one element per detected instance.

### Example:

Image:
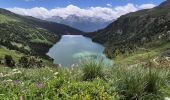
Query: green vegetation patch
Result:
<box><xmin>30</xmin><ymin>39</ymin><xmax>53</xmax><ymax>45</ymax></box>
<box><xmin>0</xmin><ymin>46</ymin><xmax>23</xmax><ymax>61</ymax></box>
<box><xmin>0</xmin><ymin>14</ymin><xmax>19</xmax><ymax>23</ymax></box>
<box><xmin>0</xmin><ymin>61</ymin><xmax>170</xmax><ymax>99</ymax></box>
<box><xmin>115</xmin><ymin>41</ymin><xmax>170</xmax><ymax>65</ymax></box>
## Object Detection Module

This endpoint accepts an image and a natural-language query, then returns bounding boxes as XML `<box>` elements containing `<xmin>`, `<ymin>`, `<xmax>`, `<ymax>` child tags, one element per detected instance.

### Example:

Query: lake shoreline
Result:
<box><xmin>47</xmin><ymin>35</ymin><xmax>110</xmax><ymax>66</ymax></box>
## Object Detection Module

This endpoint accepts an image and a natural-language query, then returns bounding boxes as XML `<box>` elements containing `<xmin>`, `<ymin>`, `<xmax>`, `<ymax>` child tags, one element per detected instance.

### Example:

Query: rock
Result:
<box><xmin>167</xmin><ymin>31</ymin><xmax>170</xmax><ymax>41</ymax></box>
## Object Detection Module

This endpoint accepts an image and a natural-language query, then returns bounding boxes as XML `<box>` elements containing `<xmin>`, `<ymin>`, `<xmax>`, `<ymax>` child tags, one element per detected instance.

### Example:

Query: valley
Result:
<box><xmin>0</xmin><ymin>0</ymin><xmax>170</xmax><ymax>99</ymax></box>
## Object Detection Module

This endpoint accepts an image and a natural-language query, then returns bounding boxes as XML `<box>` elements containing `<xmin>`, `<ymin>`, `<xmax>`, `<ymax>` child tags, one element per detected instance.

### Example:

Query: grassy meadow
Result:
<box><xmin>0</xmin><ymin>58</ymin><xmax>170</xmax><ymax>100</ymax></box>
<box><xmin>0</xmin><ymin>41</ymin><xmax>169</xmax><ymax>100</ymax></box>
<box><xmin>115</xmin><ymin>41</ymin><xmax>170</xmax><ymax>66</ymax></box>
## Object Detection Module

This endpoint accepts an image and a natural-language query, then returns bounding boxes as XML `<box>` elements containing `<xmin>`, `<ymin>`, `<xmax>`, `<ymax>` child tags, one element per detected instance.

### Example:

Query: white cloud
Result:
<box><xmin>139</xmin><ymin>4</ymin><xmax>156</xmax><ymax>9</ymax></box>
<box><xmin>7</xmin><ymin>3</ymin><xmax>156</xmax><ymax>21</ymax></box>
<box><xmin>106</xmin><ymin>3</ymin><xmax>112</xmax><ymax>7</ymax></box>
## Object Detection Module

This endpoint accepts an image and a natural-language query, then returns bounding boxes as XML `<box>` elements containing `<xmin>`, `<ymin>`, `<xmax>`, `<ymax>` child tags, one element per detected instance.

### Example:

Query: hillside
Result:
<box><xmin>88</xmin><ymin>0</ymin><xmax>170</xmax><ymax>61</ymax></box>
<box><xmin>1</xmin><ymin>1</ymin><xmax>170</xmax><ymax>100</ymax></box>
<box><xmin>0</xmin><ymin>8</ymin><xmax>83</xmax><ymax>58</ymax></box>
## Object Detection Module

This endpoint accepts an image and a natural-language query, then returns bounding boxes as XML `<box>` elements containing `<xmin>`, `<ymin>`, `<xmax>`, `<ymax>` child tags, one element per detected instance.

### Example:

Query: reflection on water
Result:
<box><xmin>47</xmin><ymin>35</ymin><xmax>113</xmax><ymax>67</ymax></box>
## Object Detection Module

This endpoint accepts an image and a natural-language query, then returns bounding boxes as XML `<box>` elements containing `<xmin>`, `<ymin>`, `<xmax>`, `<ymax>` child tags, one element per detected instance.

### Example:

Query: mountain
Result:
<box><xmin>159</xmin><ymin>0</ymin><xmax>170</xmax><ymax>7</ymax></box>
<box><xmin>0</xmin><ymin>8</ymin><xmax>83</xmax><ymax>58</ymax></box>
<box><xmin>46</xmin><ymin>15</ymin><xmax>113</xmax><ymax>32</ymax></box>
<box><xmin>88</xmin><ymin>0</ymin><xmax>170</xmax><ymax>58</ymax></box>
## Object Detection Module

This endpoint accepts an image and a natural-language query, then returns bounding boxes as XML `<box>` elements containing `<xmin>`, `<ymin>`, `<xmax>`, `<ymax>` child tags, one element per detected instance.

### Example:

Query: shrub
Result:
<box><xmin>19</xmin><ymin>56</ymin><xmax>30</xmax><ymax>68</ymax></box>
<box><xmin>4</xmin><ymin>55</ymin><xmax>15</xmax><ymax>67</ymax></box>
<box><xmin>18</xmin><ymin>56</ymin><xmax>44</xmax><ymax>68</ymax></box>
<box><xmin>111</xmin><ymin>66</ymin><xmax>167</xmax><ymax>100</ymax></box>
<box><xmin>80</xmin><ymin>58</ymin><xmax>104</xmax><ymax>81</ymax></box>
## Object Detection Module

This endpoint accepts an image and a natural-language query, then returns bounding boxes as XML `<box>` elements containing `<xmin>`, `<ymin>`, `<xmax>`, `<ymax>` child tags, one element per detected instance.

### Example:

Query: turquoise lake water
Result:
<box><xmin>47</xmin><ymin>35</ymin><xmax>112</xmax><ymax>66</ymax></box>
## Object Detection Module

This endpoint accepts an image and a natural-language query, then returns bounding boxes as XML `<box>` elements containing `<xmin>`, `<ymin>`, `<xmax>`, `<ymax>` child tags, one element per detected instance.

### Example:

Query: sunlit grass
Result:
<box><xmin>0</xmin><ymin>46</ymin><xmax>23</xmax><ymax>61</ymax></box>
<box><xmin>80</xmin><ymin>58</ymin><xmax>105</xmax><ymax>80</ymax></box>
<box><xmin>0</xmin><ymin>61</ymin><xmax>170</xmax><ymax>99</ymax></box>
<box><xmin>0</xmin><ymin>14</ymin><xmax>19</xmax><ymax>23</ymax></box>
<box><xmin>110</xmin><ymin>65</ymin><xmax>169</xmax><ymax>100</ymax></box>
<box><xmin>115</xmin><ymin>42</ymin><xmax>170</xmax><ymax>65</ymax></box>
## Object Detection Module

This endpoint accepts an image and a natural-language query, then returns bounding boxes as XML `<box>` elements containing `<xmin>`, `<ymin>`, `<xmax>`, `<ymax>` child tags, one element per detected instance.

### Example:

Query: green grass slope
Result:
<box><xmin>88</xmin><ymin>0</ymin><xmax>170</xmax><ymax>62</ymax></box>
<box><xmin>0</xmin><ymin>8</ymin><xmax>83</xmax><ymax>58</ymax></box>
<box><xmin>0</xmin><ymin>59</ymin><xmax>170</xmax><ymax>99</ymax></box>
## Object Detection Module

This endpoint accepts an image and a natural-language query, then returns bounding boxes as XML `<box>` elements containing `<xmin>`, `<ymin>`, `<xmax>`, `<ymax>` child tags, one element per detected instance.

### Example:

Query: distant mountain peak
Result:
<box><xmin>159</xmin><ymin>0</ymin><xmax>170</xmax><ymax>7</ymax></box>
<box><xmin>46</xmin><ymin>15</ymin><xmax>113</xmax><ymax>32</ymax></box>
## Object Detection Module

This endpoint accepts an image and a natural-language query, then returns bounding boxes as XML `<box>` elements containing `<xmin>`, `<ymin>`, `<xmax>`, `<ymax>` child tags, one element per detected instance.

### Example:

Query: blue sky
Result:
<box><xmin>0</xmin><ymin>0</ymin><xmax>164</xmax><ymax>9</ymax></box>
<box><xmin>0</xmin><ymin>0</ymin><xmax>166</xmax><ymax>21</ymax></box>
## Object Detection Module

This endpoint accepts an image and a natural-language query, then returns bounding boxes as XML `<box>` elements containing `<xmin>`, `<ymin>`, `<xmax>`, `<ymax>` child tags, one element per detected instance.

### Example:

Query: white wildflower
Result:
<box><xmin>4</xmin><ymin>74</ymin><xmax>12</xmax><ymax>77</ymax></box>
<box><xmin>165</xmin><ymin>97</ymin><xmax>170</xmax><ymax>100</ymax></box>
<box><xmin>6</xmin><ymin>79</ymin><xmax>13</xmax><ymax>82</ymax></box>
<box><xmin>12</xmin><ymin>69</ymin><xmax>22</xmax><ymax>74</ymax></box>
<box><xmin>12</xmin><ymin>69</ymin><xmax>18</xmax><ymax>72</ymax></box>
<box><xmin>13</xmin><ymin>70</ymin><xmax>22</xmax><ymax>74</ymax></box>
<box><xmin>54</xmin><ymin>72</ymin><xmax>59</xmax><ymax>75</ymax></box>
<box><xmin>0</xmin><ymin>73</ymin><xmax>4</xmax><ymax>77</ymax></box>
